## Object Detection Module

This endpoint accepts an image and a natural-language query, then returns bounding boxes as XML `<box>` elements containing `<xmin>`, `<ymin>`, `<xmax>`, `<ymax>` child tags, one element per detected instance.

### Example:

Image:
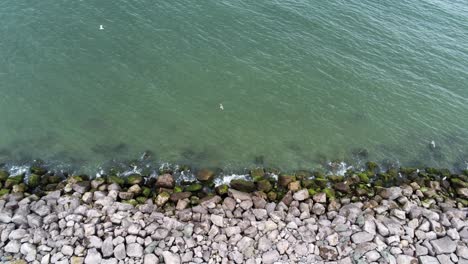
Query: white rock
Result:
<box><xmin>127</xmin><ymin>243</ymin><xmax>143</xmax><ymax>257</ymax></box>
<box><xmin>5</xmin><ymin>240</ymin><xmax>20</xmax><ymax>253</ymax></box>
<box><xmin>262</xmin><ymin>249</ymin><xmax>280</xmax><ymax>264</ymax></box>
<box><xmin>293</xmin><ymin>189</ymin><xmax>309</xmax><ymax>201</ymax></box>
<box><xmin>85</xmin><ymin>248</ymin><xmax>102</xmax><ymax>264</ymax></box>
<box><xmin>162</xmin><ymin>251</ymin><xmax>181</xmax><ymax>264</ymax></box>
<box><xmin>114</xmin><ymin>243</ymin><xmax>126</xmax><ymax>260</ymax></box>
<box><xmin>144</xmin><ymin>254</ymin><xmax>159</xmax><ymax>264</ymax></box>
<box><xmin>210</xmin><ymin>214</ymin><xmax>224</xmax><ymax>227</ymax></box>
<box><xmin>61</xmin><ymin>245</ymin><xmax>74</xmax><ymax>256</ymax></box>
<box><xmin>102</xmin><ymin>236</ymin><xmax>114</xmax><ymax>257</ymax></box>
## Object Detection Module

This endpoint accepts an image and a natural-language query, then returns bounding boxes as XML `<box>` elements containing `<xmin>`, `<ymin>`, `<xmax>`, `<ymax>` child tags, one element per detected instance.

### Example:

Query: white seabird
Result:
<box><xmin>219</xmin><ymin>103</ymin><xmax>224</xmax><ymax>110</ymax></box>
<box><xmin>430</xmin><ymin>140</ymin><xmax>436</xmax><ymax>149</ymax></box>
<box><xmin>99</xmin><ymin>25</ymin><xmax>104</xmax><ymax>30</ymax></box>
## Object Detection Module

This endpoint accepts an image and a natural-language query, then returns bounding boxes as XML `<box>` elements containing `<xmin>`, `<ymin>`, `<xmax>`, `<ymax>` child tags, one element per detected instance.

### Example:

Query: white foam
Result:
<box><xmin>214</xmin><ymin>174</ymin><xmax>248</xmax><ymax>186</ymax></box>
<box><xmin>9</xmin><ymin>165</ymin><xmax>29</xmax><ymax>176</ymax></box>
<box><xmin>120</xmin><ymin>165</ymin><xmax>142</xmax><ymax>177</ymax></box>
<box><xmin>327</xmin><ymin>161</ymin><xmax>352</xmax><ymax>176</ymax></box>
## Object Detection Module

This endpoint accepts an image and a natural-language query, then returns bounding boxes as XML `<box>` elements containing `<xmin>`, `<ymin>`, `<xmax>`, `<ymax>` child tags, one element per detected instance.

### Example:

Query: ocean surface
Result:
<box><xmin>0</xmin><ymin>0</ymin><xmax>467</xmax><ymax>173</ymax></box>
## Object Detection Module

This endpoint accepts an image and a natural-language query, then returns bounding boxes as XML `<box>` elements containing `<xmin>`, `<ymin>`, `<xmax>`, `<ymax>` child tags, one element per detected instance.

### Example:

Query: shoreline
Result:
<box><xmin>0</xmin><ymin>164</ymin><xmax>467</xmax><ymax>263</ymax></box>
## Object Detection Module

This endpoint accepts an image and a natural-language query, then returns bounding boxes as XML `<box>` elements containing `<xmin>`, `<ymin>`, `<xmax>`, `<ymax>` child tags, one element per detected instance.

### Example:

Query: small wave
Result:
<box><xmin>214</xmin><ymin>174</ymin><xmax>249</xmax><ymax>186</ymax></box>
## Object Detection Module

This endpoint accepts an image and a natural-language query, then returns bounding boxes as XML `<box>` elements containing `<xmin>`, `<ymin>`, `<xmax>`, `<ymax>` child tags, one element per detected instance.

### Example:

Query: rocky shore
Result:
<box><xmin>0</xmin><ymin>164</ymin><xmax>467</xmax><ymax>263</ymax></box>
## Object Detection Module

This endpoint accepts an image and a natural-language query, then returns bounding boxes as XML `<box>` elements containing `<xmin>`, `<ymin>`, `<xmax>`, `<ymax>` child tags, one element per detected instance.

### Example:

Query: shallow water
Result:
<box><xmin>0</xmin><ymin>0</ymin><xmax>467</xmax><ymax>172</ymax></box>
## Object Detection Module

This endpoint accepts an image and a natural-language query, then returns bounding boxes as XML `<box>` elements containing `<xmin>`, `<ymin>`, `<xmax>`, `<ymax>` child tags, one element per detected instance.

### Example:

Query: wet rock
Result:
<box><xmin>155</xmin><ymin>174</ymin><xmax>175</xmax><ymax>188</ymax></box>
<box><xmin>230</xmin><ymin>179</ymin><xmax>256</xmax><ymax>192</ymax></box>
<box><xmin>197</xmin><ymin>169</ymin><xmax>215</xmax><ymax>182</ymax></box>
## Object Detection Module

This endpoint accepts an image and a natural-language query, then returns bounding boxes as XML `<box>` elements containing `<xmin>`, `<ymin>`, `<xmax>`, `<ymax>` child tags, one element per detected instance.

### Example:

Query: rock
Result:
<box><xmin>155</xmin><ymin>174</ymin><xmax>174</xmax><ymax>188</ymax></box>
<box><xmin>419</xmin><ymin>256</ymin><xmax>440</xmax><ymax>264</ymax></box>
<box><xmin>351</xmin><ymin>232</ymin><xmax>374</xmax><ymax>244</ymax></box>
<box><xmin>73</xmin><ymin>181</ymin><xmax>91</xmax><ymax>194</ymax></box>
<box><xmin>312</xmin><ymin>203</ymin><xmax>326</xmax><ymax>215</ymax></box>
<box><xmin>196</xmin><ymin>169</ymin><xmax>215</xmax><ymax>182</ymax></box>
<box><xmin>365</xmin><ymin>250</ymin><xmax>381</xmax><ymax>262</ymax></box>
<box><xmin>397</xmin><ymin>255</ymin><xmax>418</xmax><ymax>264</ymax></box>
<box><xmin>71</xmin><ymin>256</ymin><xmax>84</xmax><ymax>264</ymax></box>
<box><xmin>430</xmin><ymin>237</ymin><xmax>457</xmax><ymax>254</ymax></box>
<box><xmin>278</xmin><ymin>175</ymin><xmax>295</xmax><ymax>188</ymax></box>
<box><xmin>155</xmin><ymin>192</ymin><xmax>170</xmax><ymax>207</ymax></box>
<box><xmin>380</xmin><ymin>187</ymin><xmax>402</xmax><ymax>200</ymax></box>
<box><xmin>102</xmin><ymin>236</ymin><xmax>113</xmax><ymax>257</ymax></box>
<box><xmin>162</xmin><ymin>251</ymin><xmax>181</xmax><ymax>264</ymax></box>
<box><xmin>0</xmin><ymin>211</ymin><xmax>12</xmax><ymax>223</ymax></box>
<box><xmin>230</xmin><ymin>179</ymin><xmax>256</xmax><ymax>192</ymax></box>
<box><xmin>293</xmin><ymin>189</ymin><xmax>309</xmax><ymax>201</ymax></box>
<box><xmin>114</xmin><ymin>243</ymin><xmax>126</xmax><ymax>260</ymax></box>
<box><xmin>169</xmin><ymin>192</ymin><xmax>191</xmax><ymax>202</ymax></box>
<box><xmin>84</xmin><ymin>248</ymin><xmax>102</xmax><ymax>264</ymax></box>
<box><xmin>5</xmin><ymin>240</ymin><xmax>20</xmax><ymax>253</ymax></box>
<box><xmin>61</xmin><ymin>245</ymin><xmax>74</xmax><ymax>256</ymax></box>
<box><xmin>210</xmin><ymin>214</ymin><xmax>224</xmax><ymax>227</ymax></box>
<box><xmin>277</xmin><ymin>240</ymin><xmax>289</xmax><ymax>254</ymax></box>
<box><xmin>262</xmin><ymin>249</ymin><xmax>280</xmax><ymax>264</ymax></box>
<box><xmin>225</xmin><ymin>226</ymin><xmax>241</xmax><ymax>237</ymax></box>
<box><xmin>257</xmin><ymin>236</ymin><xmax>272</xmax><ymax>252</ymax></box>
<box><xmin>319</xmin><ymin>246</ymin><xmax>339</xmax><ymax>261</ymax></box>
<box><xmin>88</xmin><ymin>236</ymin><xmax>103</xmax><ymax>248</ymax></box>
<box><xmin>144</xmin><ymin>254</ymin><xmax>159</xmax><ymax>264</ymax></box>
<box><xmin>313</xmin><ymin>193</ymin><xmax>327</xmax><ymax>203</ymax></box>
<box><xmin>127</xmin><ymin>243</ymin><xmax>143</xmax><ymax>257</ymax></box>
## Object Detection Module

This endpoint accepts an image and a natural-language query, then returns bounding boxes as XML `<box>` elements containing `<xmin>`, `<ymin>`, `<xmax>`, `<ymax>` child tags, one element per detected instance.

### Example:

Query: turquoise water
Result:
<box><xmin>0</xmin><ymin>0</ymin><xmax>467</xmax><ymax>172</ymax></box>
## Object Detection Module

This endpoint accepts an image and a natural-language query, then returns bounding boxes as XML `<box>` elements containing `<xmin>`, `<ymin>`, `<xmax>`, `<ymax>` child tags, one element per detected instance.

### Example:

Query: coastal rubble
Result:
<box><xmin>0</xmin><ymin>165</ymin><xmax>467</xmax><ymax>263</ymax></box>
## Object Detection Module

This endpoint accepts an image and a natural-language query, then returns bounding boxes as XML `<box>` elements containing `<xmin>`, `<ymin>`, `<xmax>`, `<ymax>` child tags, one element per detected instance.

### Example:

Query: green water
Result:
<box><xmin>1</xmin><ymin>0</ymin><xmax>467</xmax><ymax>172</ymax></box>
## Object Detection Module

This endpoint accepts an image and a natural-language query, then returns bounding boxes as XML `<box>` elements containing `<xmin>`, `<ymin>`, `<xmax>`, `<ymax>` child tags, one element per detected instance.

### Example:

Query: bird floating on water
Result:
<box><xmin>219</xmin><ymin>103</ymin><xmax>224</xmax><ymax>110</ymax></box>
<box><xmin>430</xmin><ymin>140</ymin><xmax>436</xmax><ymax>149</ymax></box>
<box><xmin>99</xmin><ymin>25</ymin><xmax>104</xmax><ymax>30</ymax></box>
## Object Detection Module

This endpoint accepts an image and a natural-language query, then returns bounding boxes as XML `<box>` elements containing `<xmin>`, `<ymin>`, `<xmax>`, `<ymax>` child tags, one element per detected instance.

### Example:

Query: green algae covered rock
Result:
<box><xmin>250</xmin><ymin>168</ymin><xmax>265</xmax><ymax>178</ymax></box>
<box><xmin>67</xmin><ymin>175</ymin><xmax>84</xmax><ymax>185</ymax></box>
<box><xmin>123</xmin><ymin>199</ymin><xmax>138</xmax><ymax>206</ymax></box>
<box><xmin>155</xmin><ymin>191</ymin><xmax>170</xmax><ymax>207</ymax></box>
<box><xmin>215</xmin><ymin>184</ymin><xmax>229</xmax><ymax>196</ymax></box>
<box><xmin>136</xmin><ymin>196</ymin><xmax>148</xmax><ymax>204</ymax></box>
<box><xmin>323</xmin><ymin>188</ymin><xmax>336</xmax><ymax>200</ymax></box>
<box><xmin>358</xmin><ymin>173</ymin><xmax>370</xmax><ymax>183</ymax></box>
<box><xmin>0</xmin><ymin>188</ymin><xmax>10</xmax><ymax>197</ymax></box>
<box><xmin>127</xmin><ymin>174</ymin><xmax>143</xmax><ymax>185</ymax></box>
<box><xmin>173</xmin><ymin>186</ymin><xmax>183</xmax><ymax>193</ymax></box>
<box><xmin>256</xmin><ymin>179</ymin><xmax>272</xmax><ymax>192</ymax></box>
<box><xmin>0</xmin><ymin>170</ymin><xmax>9</xmax><ymax>182</ymax></box>
<box><xmin>230</xmin><ymin>179</ymin><xmax>256</xmax><ymax>192</ymax></box>
<box><xmin>141</xmin><ymin>186</ymin><xmax>151</xmax><ymax>197</ymax></box>
<box><xmin>267</xmin><ymin>191</ymin><xmax>278</xmax><ymax>201</ymax></box>
<box><xmin>185</xmin><ymin>183</ymin><xmax>203</xmax><ymax>192</ymax></box>
<box><xmin>30</xmin><ymin>165</ymin><xmax>47</xmax><ymax>175</ymax></box>
<box><xmin>366</xmin><ymin>161</ymin><xmax>379</xmax><ymax>172</ymax></box>
<box><xmin>5</xmin><ymin>175</ymin><xmax>24</xmax><ymax>189</ymax></box>
<box><xmin>28</xmin><ymin>174</ymin><xmax>41</xmax><ymax>188</ymax></box>
<box><xmin>107</xmin><ymin>175</ymin><xmax>125</xmax><ymax>186</ymax></box>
